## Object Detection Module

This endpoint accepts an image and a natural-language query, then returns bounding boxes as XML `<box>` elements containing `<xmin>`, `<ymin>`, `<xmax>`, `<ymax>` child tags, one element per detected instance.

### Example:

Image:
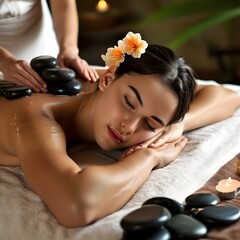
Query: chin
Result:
<box><xmin>96</xmin><ymin>139</ymin><xmax>121</xmax><ymax>151</ymax></box>
<box><xmin>99</xmin><ymin>144</ymin><xmax>120</xmax><ymax>151</ymax></box>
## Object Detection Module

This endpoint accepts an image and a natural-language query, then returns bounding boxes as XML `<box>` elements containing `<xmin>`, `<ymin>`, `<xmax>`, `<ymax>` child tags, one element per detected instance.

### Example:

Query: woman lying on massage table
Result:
<box><xmin>0</xmin><ymin>32</ymin><xmax>239</xmax><ymax>227</ymax></box>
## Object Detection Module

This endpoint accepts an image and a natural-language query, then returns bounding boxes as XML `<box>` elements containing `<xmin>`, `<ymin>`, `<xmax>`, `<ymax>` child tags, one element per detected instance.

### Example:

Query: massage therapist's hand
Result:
<box><xmin>57</xmin><ymin>46</ymin><xmax>99</xmax><ymax>83</ymax></box>
<box><xmin>0</xmin><ymin>53</ymin><xmax>47</xmax><ymax>93</ymax></box>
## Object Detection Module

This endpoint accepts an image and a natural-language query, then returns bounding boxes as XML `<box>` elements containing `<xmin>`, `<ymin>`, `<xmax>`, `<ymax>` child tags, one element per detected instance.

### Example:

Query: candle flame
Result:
<box><xmin>225</xmin><ymin>177</ymin><xmax>232</xmax><ymax>187</ymax></box>
<box><xmin>96</xmin><ymin>0</ymin><xmax>109</xmax><ymax>13</ymax></box>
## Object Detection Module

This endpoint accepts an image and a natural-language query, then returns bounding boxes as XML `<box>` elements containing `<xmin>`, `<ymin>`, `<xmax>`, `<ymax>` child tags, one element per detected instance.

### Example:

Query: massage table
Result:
<box><xmin>0</xmin><ymin>80</ymin><xmax>240</xmax><ymax>240</ymax></box>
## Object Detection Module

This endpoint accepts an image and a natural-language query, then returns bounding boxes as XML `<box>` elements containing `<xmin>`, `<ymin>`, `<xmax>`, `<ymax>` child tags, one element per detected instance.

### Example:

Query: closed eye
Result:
<box><xmin>124</xmin><ymin>96</ymin><xmax>135</xmax><ymax>110</ymax></box>
<box><xmin>144</xmin><ymin>119</ymin><xmax>155</xmax><ymax>132</ymax></box>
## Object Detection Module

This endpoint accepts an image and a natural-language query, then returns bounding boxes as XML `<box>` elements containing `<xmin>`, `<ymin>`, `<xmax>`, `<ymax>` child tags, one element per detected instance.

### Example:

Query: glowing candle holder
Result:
<box><xmin>96</xmin><ymin>0</ymin><xmax>110</xmax><ymax>13</ymax></box>
<box><xmin>215</xmin><ymin>177</ymin><xmax>240</xmax><ymax>200</ymax></box>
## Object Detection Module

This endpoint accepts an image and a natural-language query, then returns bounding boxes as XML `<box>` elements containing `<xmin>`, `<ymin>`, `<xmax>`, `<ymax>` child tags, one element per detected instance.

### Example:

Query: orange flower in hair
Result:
<box><xmin>101</xmin><ymin>40</ymin><xmax>125</xmax><ymax>67</ymax></box>
<box><xmin>101</xmin><ymin>32</ymin><xmax>148</xmax><ymax>67</ymax></box>
<box><xmin>122</xmin><ymin>32</ymin><xmax>148</xmax><ymax>58</ymax></box>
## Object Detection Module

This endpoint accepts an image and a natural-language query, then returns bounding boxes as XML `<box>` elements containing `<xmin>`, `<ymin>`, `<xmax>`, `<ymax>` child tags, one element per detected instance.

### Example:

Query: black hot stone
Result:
<box><xmin>5</xmin><ymin>86</ymin><xmax>32</xmax><ymax>99</ymax></box>
<box><xmin>122</xmin><ymin>226</ymin><xmax>171</xmax><ymax>240</ymax></box>
<box><xmin>42</xmin><ymin>68</ymin><xmax>76</xmax><ymax>84</ymax></box>
<box><xmin>185</xmin><ymin>192</ymin><xmax>220</xmax><ymax>208</ymax></box>
<box><xmin>0</xmin><ymin>83</ymin><xmax>17</xmax><ymax>96</ymax></box>
<box><xmin>143</xmin><ymin>197</ymin><xmax>185</xmax><ymax>215</ymax></box>
<box><xmin>166</xmin><ymin>214</ymin><xmax>207</xmax><ymax>239</ymax></box>
<box><xmin>195</xmin><ymin>205</ymin><xmax>240</xmax><ymax>227</ymax></box>
<box><xmin>120</xmin><ymin>205</ymin><xmax>172</xmax><ymax>231</ymax></box>
<box><xmin>30</xmin><ymin>55</ymin><xmax>57</xmax><ymax>75</ymax></box>
<box><xmin>47</xmin><ymin>79</ymin><xmax>81</xmax><ymax>96</ymax></box>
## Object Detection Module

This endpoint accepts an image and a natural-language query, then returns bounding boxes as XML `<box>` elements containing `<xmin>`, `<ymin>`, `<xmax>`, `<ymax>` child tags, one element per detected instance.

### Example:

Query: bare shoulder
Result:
<box><xmin>1</xmin><ymin>94</ymin><xmax>60</xmax><ymax>129</ymax></box>
<box><xmin>0</xmin><ymin>94</ymin><xmax>69</xmax><ymax>165</ymax></box>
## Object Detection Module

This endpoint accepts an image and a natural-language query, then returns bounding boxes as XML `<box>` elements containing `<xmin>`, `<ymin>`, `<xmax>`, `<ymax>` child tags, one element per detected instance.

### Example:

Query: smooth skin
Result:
<box><xmin>0</xmin><ymin>0</ymin><xmax>99</xmax><ymax>92</ymax></box>
<box><xmin>0</xmin><ymin>67</ymin><xmax>239</xmax><ymax>227</ymax></box>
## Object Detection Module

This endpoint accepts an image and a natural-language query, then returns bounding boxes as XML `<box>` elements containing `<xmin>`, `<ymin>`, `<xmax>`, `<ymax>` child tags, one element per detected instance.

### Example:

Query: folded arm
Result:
<box><xmin>123</xmin><ymin>83</ymin><xmax>240</xmax><ymax>153</ymax></box>
<box><xmin>17</xmin><ymin>112</ymin><xmax>186</xmax><ymax>227</ymax></box>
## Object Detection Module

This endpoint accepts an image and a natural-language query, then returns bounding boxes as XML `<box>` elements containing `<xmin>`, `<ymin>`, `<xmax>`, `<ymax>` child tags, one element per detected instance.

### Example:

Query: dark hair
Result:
<box><xmin>115</xmin><ymin>44</ymin><xmax>197</xmax><ymax>124</ymax></box>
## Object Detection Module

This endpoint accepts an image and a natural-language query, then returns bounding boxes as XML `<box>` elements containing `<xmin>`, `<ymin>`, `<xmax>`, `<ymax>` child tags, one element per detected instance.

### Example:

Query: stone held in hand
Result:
<box><xmin>185</xmin><ymin>192</ymin><xmax>220</xmax><ymax>208</ymax></box>
<box><xmin>143</xmin><ymin>197</ymin><xmax>185</xmax><ymax>215</ymax></box>
<box><xmin>166</xmin><ymin>214</ymin><xmax>208</xmax><ymax>239</ymax></box>
<box><xmin>30</xmin><ymin>55</ymin><xmax>57</xmax><ymax>75</ymax></box>
<box><xmin>120</xmin><ymin>204</ymin><xmax>172</xmax><ymax>231</ymax></box>
<box><xmin>4</xmin><ymin>86</ymin><xmax>32</xmax><ymax>99</ymax></box>
<box><xmin>42</xmin><ymin>68</ymin><xmax>76</xmax><ymax>84</ymax></box>
<box><xmin>0</xmin><ymin>83</ymin><xmax>17</xmax><ymax>96</ymax></box>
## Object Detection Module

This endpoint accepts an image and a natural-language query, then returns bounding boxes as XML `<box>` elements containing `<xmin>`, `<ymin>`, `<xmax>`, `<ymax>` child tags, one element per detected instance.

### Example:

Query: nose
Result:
<box><xmin>121</xmin><ymin>118</ymin><xmax>139</xmax><ymax>135</ymax></box>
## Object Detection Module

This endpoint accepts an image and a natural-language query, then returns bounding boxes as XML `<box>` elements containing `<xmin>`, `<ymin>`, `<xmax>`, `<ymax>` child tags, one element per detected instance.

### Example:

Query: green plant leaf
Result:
<box><xmin>169</xmin><ymin>8</ymin><xmax>240</xmax><ymax>50</ymax></box>
<box><xmin>137</xmin><ymin>0</ymin><xmax>239</xmax><ymax>26</ymax></box>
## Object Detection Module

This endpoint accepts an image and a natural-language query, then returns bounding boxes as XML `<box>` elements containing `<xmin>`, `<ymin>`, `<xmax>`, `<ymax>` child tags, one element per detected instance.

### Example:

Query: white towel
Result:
<box><xmin>0</xmin><ymin>82</ymin><xmax>240</xmax><ymax>240</ymax></box>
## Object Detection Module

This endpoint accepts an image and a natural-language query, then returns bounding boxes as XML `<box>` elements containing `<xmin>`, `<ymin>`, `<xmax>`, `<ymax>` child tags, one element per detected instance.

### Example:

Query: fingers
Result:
<box><xmin>174</xmin><ymin>136</ymin><xmax>188</xmax><ymax>150</ymax></box>
<box><xmin>57</xmin><ymin>53</ymin><xmax>100</xmax><ymax>83</ymax></box>
<box><xmin>8</xmin><ymin>60</ymin><xmax>47</xmax><ymax>92</ymax></box>
<box><xmin>120</xmin><ymin>136</ymin><xmax>188</xmax><ymax>160</ymax></box>
<box><xmin>149</xmin><ymin>133</ymin><xmax>168</xmax><ymax>148</ymax></box>
<box><xmin>120</xmin><ymin>148</ymin><xmax>134</xmax><ymax>160</ymax></box>
<box><xmin>120</xmin><ymin>133</ymin><xmax>163</xmax><ymax>159</ymax></box>
<box><xmin>72</xmin><ymin>58</ymin><xmax>99</xmax><ymax>82</ymax></box>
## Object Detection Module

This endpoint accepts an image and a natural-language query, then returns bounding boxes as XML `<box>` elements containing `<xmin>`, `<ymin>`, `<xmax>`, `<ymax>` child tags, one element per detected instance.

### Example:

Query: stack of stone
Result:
<box><xmin>30</xmin><ymin>55</ymin><xmax>82</xmax><ymax>95</ymax></box>
<box><xmin>120</xmin><ymin>192</ymin><xmax>240</xmax><ymax>239</ymax></box>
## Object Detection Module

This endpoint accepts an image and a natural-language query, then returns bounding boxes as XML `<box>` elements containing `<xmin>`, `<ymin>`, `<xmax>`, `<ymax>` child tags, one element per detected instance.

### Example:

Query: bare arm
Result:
<box><xmin>183</xmin><ymin>83</ymin><xmax>240</xmax><ymax>132</ymax></box>
<box><xmin>50</xmin><ymin>0</ymin><xmax>79</xmax><ymax>58</ymax></box>
<box><xmin>123</xmin><ymin>83</ymin><xmax>240</xmax><ymax>152</ymax></box>
<box><xmin>50</xmin><ymin>0</ymin><xmax>99</xmax><ymax>81</ymax></box>
<box><xmin>17</xmin><ymin>110</ymin><xmax>186</xmax><ymax>227</ymax></box>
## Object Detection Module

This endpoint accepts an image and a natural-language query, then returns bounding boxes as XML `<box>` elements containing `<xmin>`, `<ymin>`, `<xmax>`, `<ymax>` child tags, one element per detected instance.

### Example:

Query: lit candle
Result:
<box><xmin>215</xmin><ymin>177</ymin><xmax>240</xmax><ymax>200</ymax></box>
<box><xmin>96</xmin><ymin>0</ymin><xmax>110</xmax><ymax>13</ymax></box>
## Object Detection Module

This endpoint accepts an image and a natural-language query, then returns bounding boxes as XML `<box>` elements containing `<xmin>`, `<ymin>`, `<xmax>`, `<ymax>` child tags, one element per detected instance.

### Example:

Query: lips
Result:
<box><xmin>108</xmin><ymin>126</ymin><xmax>125</xmax><ymax>143</ymax></box>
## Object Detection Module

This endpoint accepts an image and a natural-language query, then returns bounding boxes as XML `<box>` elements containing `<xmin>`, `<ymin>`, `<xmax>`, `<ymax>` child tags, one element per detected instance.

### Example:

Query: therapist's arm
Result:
<box><xmin>50</xmin><ymin>0</ymin><xmax>99</xmax><ymax>82</ymax></box>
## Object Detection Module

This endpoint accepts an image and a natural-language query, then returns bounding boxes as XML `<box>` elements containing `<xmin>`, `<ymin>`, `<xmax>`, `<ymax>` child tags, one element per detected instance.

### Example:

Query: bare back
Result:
<box><xmin>0</xmin><ymin>92</ymin><xmax>83</xmax><ymax>166</ymax></box>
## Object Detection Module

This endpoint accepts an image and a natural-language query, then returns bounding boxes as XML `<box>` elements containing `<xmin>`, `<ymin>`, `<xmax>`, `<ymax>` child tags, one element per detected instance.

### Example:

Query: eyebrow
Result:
<box><xmin>129</xmin><ymin>85</ymin><xmax>143</xmax><ymax>106</ymax></box>
<box><xmin>128</xmin><ymin>85</ymin><xmax>165</xmax><ymax>126</ymax></box>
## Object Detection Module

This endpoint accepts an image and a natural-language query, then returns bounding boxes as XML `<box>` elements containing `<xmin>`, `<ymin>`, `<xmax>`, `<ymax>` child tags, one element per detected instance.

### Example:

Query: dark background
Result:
<box><xmin>64</xmin><ymin>0</ymin><xmax>240</xmax><ymax>85</ymax></box>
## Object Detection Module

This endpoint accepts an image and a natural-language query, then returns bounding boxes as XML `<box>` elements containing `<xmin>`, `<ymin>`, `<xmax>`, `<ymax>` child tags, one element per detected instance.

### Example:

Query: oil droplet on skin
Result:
<box><xmin>10</xmin><ymin>114</ymin><xmax>20</xmax><ymax>135</ymax></box>
<box><xmin>10</xmin><ymin>112</ymin><xmax>62</xmax><ymax>137</ymax></box>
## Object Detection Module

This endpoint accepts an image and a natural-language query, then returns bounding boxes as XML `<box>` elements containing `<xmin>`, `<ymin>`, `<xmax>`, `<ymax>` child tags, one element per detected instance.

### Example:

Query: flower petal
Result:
<box><xmin>122</xmin><ymin>32</ymin><xmax>148</xmax><ymax>58</ymax></box>
<box><xmin>101</xmin><ymin>45</ymin><xmax>125</xmax><ymax>67</ymax></box>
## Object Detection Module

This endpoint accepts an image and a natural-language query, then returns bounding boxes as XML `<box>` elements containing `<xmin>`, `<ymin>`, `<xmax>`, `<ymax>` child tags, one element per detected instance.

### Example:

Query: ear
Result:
<box><xmin>98</xmin><ymin>66</ymin><xmax>118</xmax><ymax>91</ymax></box>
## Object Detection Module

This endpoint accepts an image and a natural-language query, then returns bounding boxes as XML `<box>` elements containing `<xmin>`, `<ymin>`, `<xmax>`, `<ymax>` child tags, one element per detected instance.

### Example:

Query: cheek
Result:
<box><xmin>96</xmin><ymin>93</ymin><xmax>122</xmax><ymax>123</ymax></box>
<box><xmin>129</xmin><ymin>131</ymin><xmax>156</xmax><ymax>145</ymax></box>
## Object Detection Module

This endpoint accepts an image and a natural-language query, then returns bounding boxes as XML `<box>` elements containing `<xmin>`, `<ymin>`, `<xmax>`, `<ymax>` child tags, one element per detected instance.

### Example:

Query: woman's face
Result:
<box><xmin>94</xmin><ymin>72</ymin><xmax>178</xmax><ymax>150</ymax></box>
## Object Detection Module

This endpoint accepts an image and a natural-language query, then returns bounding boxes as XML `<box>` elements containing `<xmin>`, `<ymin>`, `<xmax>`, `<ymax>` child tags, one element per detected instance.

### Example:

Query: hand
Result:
<box><xmin>1</xmin><ymin>57</ymin><xmax>47</xmax><ymax>93</ymax></box>
<box><xmin>121</xmin><ymin>136</ymin><xmax>188</xmax><ymax>169</ymax></box>
<box><xmin>149</xmin><ymin>122</ymin><xmax>184</xmax><ymax>148</ymax></box>
<box><xmin>152</xmin><ymin>136</ymin><xmax>188</xmax><ymax>169</ymax></box>
<box><xmin>121</xmin><ymin>122</ymin><xmax>184</xmax><ymax>159</ymax></box>
<box><xmin>57</xmin><ymin>47</ymin><xmax>99</xmax><ymax>83</ymax></box>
